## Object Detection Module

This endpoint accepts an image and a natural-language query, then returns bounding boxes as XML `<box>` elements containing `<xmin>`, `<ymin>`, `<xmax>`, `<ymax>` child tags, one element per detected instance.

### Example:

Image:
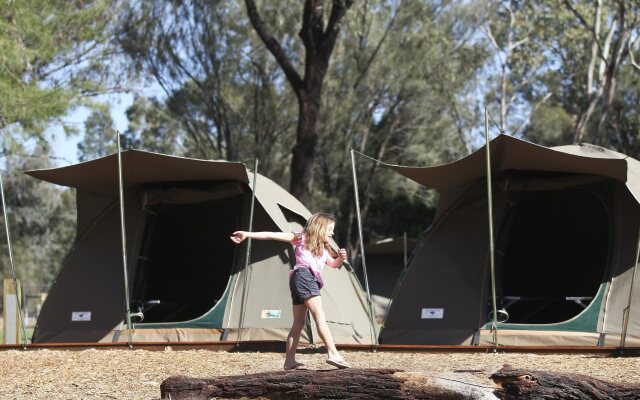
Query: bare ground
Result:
<box><xmin>0</xmin><ymin>347</ymin><xmax>639</xmax><ymax>399</ymax></box>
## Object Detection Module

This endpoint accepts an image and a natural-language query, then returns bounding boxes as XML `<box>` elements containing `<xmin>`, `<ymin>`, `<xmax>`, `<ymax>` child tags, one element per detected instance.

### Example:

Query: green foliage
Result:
<box><xmin>117</xmin><ymin>1</ymin><xmax>296</xmax><ymax>170</ymax></box>
<box><xmin>365</xmin><ymin>188</ymin><xmax>436</xmax><ymax>243</ymax></box>
<box><xmin>125</xmin><ymin>96</ymin><xmax>183</xmax><ymax>155</ymax></box>
<box><xmin>601</xmin><ymin>68</ymin><xmax>640</xmax><ymax>157</ymax></box>
<box><xmin>0</xmin><ymin>0</ymin><xmax>121</xmax><ymax>304</ymax></box>
<box><xmin>526</xmin><ymin>104</ymin><xmax>574</xmax><ymax>147</ymax></box>
<box><xmin>0</xmin><ymin>0</ymin><xmax>117</xmax><ymax>137</ymax></box>
<box><xmin>0</xmin><ymin>147</ymin><xmax>76</xmax><ymax>290</ymax></box>
<box><xmin>480</xmin><ymin>0</ymin><xmax>640</xmax><ymax>151</ymax></box>
<box><xmin>77</xmin><ymin>107</ymin><xmax>117</xmax><ymax>161</ymax></box>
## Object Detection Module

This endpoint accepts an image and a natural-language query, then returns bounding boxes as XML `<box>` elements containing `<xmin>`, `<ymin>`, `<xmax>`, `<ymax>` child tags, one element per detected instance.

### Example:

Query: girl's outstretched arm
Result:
<box><xmin>326</xmin><ymin>248</ymin><xmax>347</xmax><ymax>268</ymax></box>
<box><xmin>230</xmin><ymin>231</ymin><xmax>295</xmax><ymax>244</ymax></box>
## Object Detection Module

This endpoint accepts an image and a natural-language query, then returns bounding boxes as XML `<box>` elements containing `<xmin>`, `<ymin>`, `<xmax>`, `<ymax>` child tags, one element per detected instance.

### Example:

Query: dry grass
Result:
<box><xmin>0</xmin><ymin>347</ymin><xmax>639</xmax><ymax>399</ymax></box>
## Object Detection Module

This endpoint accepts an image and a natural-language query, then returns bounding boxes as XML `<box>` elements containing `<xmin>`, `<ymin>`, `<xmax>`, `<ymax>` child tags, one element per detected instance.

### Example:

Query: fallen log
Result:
<box><xmin>160</xmin><ymin>368</ymin><xmax>496</xmax><ymax>399</ymax></box>
<box><xmin>491</xmin><ymin>364</ymin><xmax>640</xmax><ymax>400</ymax></box>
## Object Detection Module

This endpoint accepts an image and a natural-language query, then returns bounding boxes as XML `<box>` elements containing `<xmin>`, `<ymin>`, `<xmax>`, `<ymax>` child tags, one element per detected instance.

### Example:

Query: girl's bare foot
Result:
<box><xmin>283</xmin><ymin>361</ymin><xmax>309</xmax><ymax>371</ymax></box>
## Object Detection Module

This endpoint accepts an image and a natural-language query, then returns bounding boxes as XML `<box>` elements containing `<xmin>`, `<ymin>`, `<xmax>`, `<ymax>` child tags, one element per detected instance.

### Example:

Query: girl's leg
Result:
<box><xmin>304</xmin><ymin>295</ymin><xmax>346</xmax><ymax>363</ymax></box>
<box><xmin>284</xmin><ymin>304</ymin><xmax>307</xmax><ymax>369</ymax></box>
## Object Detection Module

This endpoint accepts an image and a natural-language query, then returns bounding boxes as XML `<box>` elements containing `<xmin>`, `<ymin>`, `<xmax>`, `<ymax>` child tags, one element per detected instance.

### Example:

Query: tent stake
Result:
<box><xmin>0</xmin><ymin>172</ymin><xmax>27</xmax><ymax>347</ymax></box>
<box><xmin>350</xmin><ymin>149</ymin><xmax>379</xmax><ymax>349</ymax></box>
<box><xmin>116</xmin><ymin>132</ymin><xmax>134</xmax><ymax>348</ymax></box>
<box><xmin>620</xmin><ymin>226</ymin><xmax>640</xmax><ymax>349</ymax></box>
<box><xmin>236</xmin><ymin>158</ymin><xmax>258</xmax><ymax>347</ymax></box>
<box><xmin>485</xmin><ymin>109</ymin><xmax>499</xmax><ymax>351</ymax></box>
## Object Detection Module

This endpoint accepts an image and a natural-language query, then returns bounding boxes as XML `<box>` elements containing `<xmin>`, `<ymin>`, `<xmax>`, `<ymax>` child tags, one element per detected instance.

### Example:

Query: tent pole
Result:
<box><xmin>620</xmin><ymin>226</ymin><xmax>640</xmax><ymax>348</ymax></box>
<box><xmin>0</xmin><ymin>173</ymin><xmax>27</xmax><ymax>347</ymax></box>
<box><xmin>485</xmin><ymin>109</ymin><xmax>499</xmax><ymax>351</ymax></box>
<box><xmin>116</xmin><ymin>132</ymin><xmax>134</xmax><ymax>348</ymax></box>
<box><xmin>403</xmin><ymin>231</ymin><xmax>408</xmax><ymax>268</ymax></box>
<box><xmin>350</xmin><ymin>149</ymin><xmax>379</xmax><ymax>349</ymax></box>
<box><xmin>236</xmin><ymin>158</ymin><xmax>258</xmax><ymax>347</ymax></box>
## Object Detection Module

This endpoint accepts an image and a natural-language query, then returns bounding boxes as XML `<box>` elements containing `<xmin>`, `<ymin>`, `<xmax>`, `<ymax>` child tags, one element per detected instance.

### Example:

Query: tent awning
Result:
<box><xmin>25</xmin><ymin>150</ymin><xmax>250</xmax><ymax>195</ymax></box>
<box><xmin>384</xmin><ymin>135</ymin><xmax>639</xmax><ymax>199</ymax></box>
<box><xmin>25</xmin><ymin>149</ymin><xmax>314</xmax><ymax>234</ymax></box>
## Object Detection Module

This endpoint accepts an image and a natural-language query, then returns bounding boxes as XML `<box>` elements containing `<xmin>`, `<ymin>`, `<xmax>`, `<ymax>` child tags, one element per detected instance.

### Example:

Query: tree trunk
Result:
<box><xmin>160</xmin><ymin>368</ymin><xmax>492</xmax><ymax>400</ymax></box>
<box><xmin>290</xmin><ymin>91</ymin><xmax>320</xmax><ymax>205</ymax></box>
<box><xmin>595</xmin><ymin>9</ymin><xmax>630</xmax><ymax>145</ymax></box>
<box><xmin>491</xmin><ymin>364</ymin><xmax>640</xmax><ymax>400</ymax></box>
<box><xmin>159</xmin><ymin>365</ymin><xmax>640</xmax><ymax>400</ymax></box>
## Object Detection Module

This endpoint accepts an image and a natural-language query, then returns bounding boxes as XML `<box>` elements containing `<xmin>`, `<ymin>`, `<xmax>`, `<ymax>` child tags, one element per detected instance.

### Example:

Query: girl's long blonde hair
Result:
<box><xmin>296</xmin><ymin>212</ymin><xmax>338</xmax><ymax>257</ymax></box>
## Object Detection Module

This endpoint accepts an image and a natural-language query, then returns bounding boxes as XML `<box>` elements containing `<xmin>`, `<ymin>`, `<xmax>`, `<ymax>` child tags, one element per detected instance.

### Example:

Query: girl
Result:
<box><xmin>230</xmin><ymin>212</ymin><xmax>351</xmax><ymax>370</ymax></box>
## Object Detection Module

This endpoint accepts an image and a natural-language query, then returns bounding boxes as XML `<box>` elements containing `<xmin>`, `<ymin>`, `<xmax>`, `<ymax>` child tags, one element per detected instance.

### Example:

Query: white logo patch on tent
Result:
<box><xmin>421</xmin><ymin>308</ymin><xmax>443</xmax><ymax>319</ymax></box>
<box><xmin>71</xmin><ymin>311</ymin><xmax>92</xmax><ymax>321</ymax></box>
<box><xmin>261</xmin><ymin>310</ymin><xmax>281</xmax><ymax>319</ymax></box>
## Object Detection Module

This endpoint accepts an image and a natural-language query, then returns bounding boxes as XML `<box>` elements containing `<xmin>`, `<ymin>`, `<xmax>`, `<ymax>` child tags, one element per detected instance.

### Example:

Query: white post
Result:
<box><xmin>0</xmin><ymin>173</ymin><xmax>27</xmax><ymax>346</ymax></box>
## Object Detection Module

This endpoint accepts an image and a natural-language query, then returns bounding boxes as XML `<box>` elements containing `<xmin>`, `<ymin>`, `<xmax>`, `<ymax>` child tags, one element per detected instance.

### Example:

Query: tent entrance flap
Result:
<box><xmin>495</xmin><ymin>183</ymin><xmax>610</xmax><ymax>324</ymax></box>
<box><xmin>132</xmin><ymin>188</ymin><xmax>244</xmax><ymax>324</ymax></box>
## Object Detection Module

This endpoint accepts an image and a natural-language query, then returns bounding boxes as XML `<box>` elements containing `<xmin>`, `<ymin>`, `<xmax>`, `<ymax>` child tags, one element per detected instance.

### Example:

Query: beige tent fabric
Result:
<box><xmin>32</xmin><ymin>190</ymin><xmax>145</xmax><ymax>343</ymax></box>
<box><xmin>598</xmin><ymin>184</ymin><xmax>640</xmax><ymax>344</ymax></box>
<box><xmin>112</xmin><ymin>328</ymin><xmax>225</xmax><ymax>343</ymax></box>
<box><xmin>380</xmin><ymin>188</ymin><xmax>490</xmax><ymax>345</ymax></box>
<box><xmin>386</xmin><ymin>135</ymin><xmax>627</xmax><ymax>190</ymax></box>
<box><xmin>553</xmin><ymin>143</ymin><xmax>640</xmax><ymax>204</ymax></box>
<box><xmin>26</xmin><ymin>150</ymin><xmax>249</xmax><ymax>194</ymax></box>
<box><xmin>359</xmin><ymin>238</ymin><xmax>417</xmax><ymax>322</ymax></box>
<box><xmin>477</xmin><ymin>330</ymin><xmax>601</xmax><ymax>347</ymax></box>
<box><xmin>251</xmin><ymin>173</ymin><xmax>312</xmax><ymax>230</ymax></box>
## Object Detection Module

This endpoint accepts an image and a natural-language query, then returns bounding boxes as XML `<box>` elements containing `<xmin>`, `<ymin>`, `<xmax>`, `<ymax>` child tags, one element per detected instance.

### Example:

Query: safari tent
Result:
<box><xmin>357</xmin><ymin>238</ymin><xmax>416</xmax><ymax>322</ymax></box>
<box><xmin>379</xmin><ymin>134</ymin><xmax>640</xmax><ymax>347</ymax></box>
<box><xmin>27</xmin><ymin>150</ymin><xmax>374</xmax><ymax>344</ymax></box>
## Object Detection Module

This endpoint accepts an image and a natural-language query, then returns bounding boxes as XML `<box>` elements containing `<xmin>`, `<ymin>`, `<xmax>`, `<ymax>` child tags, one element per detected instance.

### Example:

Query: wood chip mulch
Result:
<box><xmin>0</xmin><ymin>348</ymin><xmax>638</xmax><ymax>399</ymax></box>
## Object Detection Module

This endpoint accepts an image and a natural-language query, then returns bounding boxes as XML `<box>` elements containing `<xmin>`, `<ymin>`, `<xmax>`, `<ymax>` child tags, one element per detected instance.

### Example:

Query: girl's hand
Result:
<box><xmin>230</xmin><ymin>231</ymin><xmax>248</xmax><ymax>243</ymax></box>
<box><xmin>338</xmin><ymin>248</ymin><xmax>347</xmax><ymax>260</ymax></box>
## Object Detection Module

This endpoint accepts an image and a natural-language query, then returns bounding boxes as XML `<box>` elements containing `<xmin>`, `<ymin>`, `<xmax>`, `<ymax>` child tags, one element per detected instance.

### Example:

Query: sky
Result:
<box><xmin>48</xmin><ymin>93</ymin><xmax>134</xmax><ymax>166</ymax></box>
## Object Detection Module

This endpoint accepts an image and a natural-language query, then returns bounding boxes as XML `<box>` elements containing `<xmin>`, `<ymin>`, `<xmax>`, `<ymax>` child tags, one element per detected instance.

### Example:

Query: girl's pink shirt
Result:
<box><xmin>290</xmin><ymin>233</ymin><xmax>328</xmax><ymax>287</ymax></box>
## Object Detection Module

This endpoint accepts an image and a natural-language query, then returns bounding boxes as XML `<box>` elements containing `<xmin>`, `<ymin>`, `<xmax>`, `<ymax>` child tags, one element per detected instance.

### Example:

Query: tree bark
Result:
<box><xmin>491</xmin><ymin>364</ymin><xmax>640</xmax><ymax>400</ymax></box>
<box><xmin>565</xmin><ymin>0</ymin><xmax>635</xmax><ymax>145</ymax></box>
<box><xmin>595</xmin><ymin>2</ymin><xmax>630</xmax><ymax>145</ymax></box>
<box><xmin>160</xmin><ymin>368</ymin><xmax>488</xmax><ymax>400</ymax></box>
<box><xmin>291</xmin><ymin>92</ymin><xmax>320</xmax><ymax>201</ymax></box>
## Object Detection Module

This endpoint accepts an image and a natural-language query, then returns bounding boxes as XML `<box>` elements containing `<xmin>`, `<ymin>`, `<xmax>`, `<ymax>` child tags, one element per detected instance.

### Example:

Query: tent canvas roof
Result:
<box><xmin>384</xmin><ymin>135</ymin><xmax>637</xmax><ymax>196</ymax></box>
<box><xmin>25</xmin><ymin>150</ymin><xmax>249</xmax><ymax>194</ymax></box>
<box><xmin>25</xmin><ymin>149</ymin><xmax>312</xmax><ymax>233</ymax></box>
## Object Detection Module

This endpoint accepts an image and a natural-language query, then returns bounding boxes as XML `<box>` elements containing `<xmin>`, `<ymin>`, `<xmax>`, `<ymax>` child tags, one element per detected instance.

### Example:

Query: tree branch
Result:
<box><xmin>562</xmin><ymin>0</ymin><xmax>610</xmax><ymax>67</ymax></box>
<box><xmin>244</xmin><ymin>0</ymin><xmax>304</xmax><ymax>90</ymax></box>
<box><xmin>300</xmin><ymin>0</ymin><xmax>325</xmax><ymax>55</ymax></box>
<box><xmin>322</xmin><ymin>0</ymin><xmax>354</xmax><ymax>60</ymax></box>
<box><xmin>514</xmin><ymin>92</ymin><xmax>552</xmax><ymax>136</ymax></box>
<box><xmin>480</xmin><ymin>24</ymin><xmax>505</xmax><ymax>66</ymax></box>
<box><xmin>353</xmin><ymin>0</ymin><xmax>403</xmax><ymax>90</ymax></box>
<box><xmin>630</xmin><ymin>35</ymin><xmax>640</xmax><ymax>71</ymax></box>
